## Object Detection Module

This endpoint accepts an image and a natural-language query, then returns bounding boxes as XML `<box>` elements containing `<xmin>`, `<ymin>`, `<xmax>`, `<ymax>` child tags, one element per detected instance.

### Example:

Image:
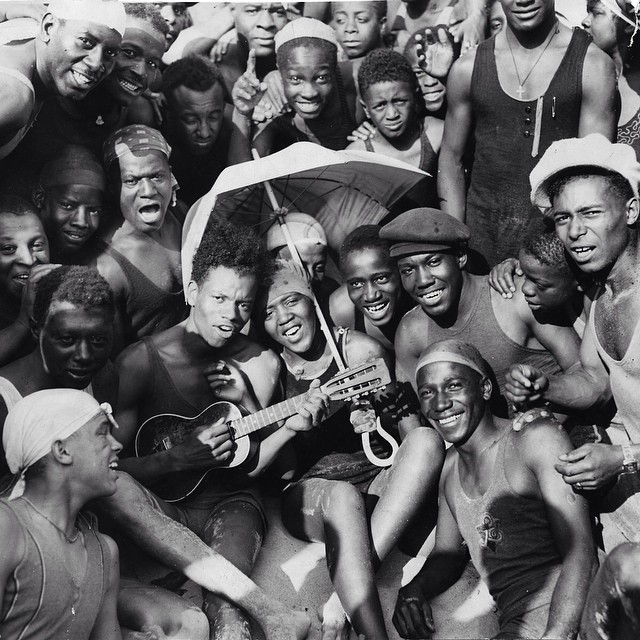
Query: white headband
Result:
<box><xmin>48</xmin><ymin>0</ymin><xmax>127</xmax><ymax>37</ymax></box>
<box><xmin>416</xmin><ymin>351</ymin><xmax>486</xmax><ymax>379</ymax></box>
<box><xmin>274</xmin><ymin>17</ymin><xmax>338</xmax><ymax>52</ymax></box>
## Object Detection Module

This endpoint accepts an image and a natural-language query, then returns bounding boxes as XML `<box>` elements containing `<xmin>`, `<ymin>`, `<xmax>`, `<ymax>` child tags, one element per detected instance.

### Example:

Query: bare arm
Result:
<box><xmin>328</xmin><ymin>284</ymin><xmax>357</xmax><ymax>330</ymax></box>
<box><xmin>0</xmin><ymin>79</ymin><xmax>35</xmax><ymax>150</ymax></box>
<box><xmin>437</xmin><ymin>52</ymin><xmax>475</xmax><ymax>221</ymax></box>
<box><xmin>519</xmin><ymin>424</ymin><xmax>597</xmax><ymax>639</ymax></box>
<box><xmin>579</xmin><ymin>44</ymin><xmax>617</xmax><ymax>141</ymax></box>
<box><xmin>89</xmin><ymin>535</ymin><xmax>122</xmax><ymax>640</ymax></box>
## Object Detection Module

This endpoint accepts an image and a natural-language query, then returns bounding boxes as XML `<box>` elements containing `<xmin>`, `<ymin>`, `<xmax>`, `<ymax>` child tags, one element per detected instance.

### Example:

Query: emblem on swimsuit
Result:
<box><xmin>476</xmin><ymin>512</ymin><xmax>503</xmax><ymax>552</ymax></box>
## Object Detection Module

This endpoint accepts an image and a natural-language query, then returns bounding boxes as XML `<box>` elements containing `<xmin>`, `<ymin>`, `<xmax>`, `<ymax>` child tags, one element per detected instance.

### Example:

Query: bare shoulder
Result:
<box><xmin>584</xmin><ymin>39</ymin><xmax>616</xmax><ymax>73</ymax></box>
<box><xmin>511</xmin><ymin>416</ymin><xmax>572</xmax><ymax>465</ymax></box>
<box><xmin>95</xmin><ymin>249</ymin><xmax>128</xmax><ymax>296</ymax></box>
<box><xmin>395</xmin><ymin>305</ymin><xmax>426</xmax><ymax>353</ymax></box>
<box><xmin>448</xmin><ymin>45</ymin><xmax>477</xmax><ymax>84</ymax></box>
<box><xmin>330</xmin><ymin>284</ymin><xmax>356</xmax><ymax>328</ymax></box>
<box><xmin>115</xmin><ymin>338</ymin><xmax>151</xmax><ymax>380</ymax></box>
<box><xmin>344</xmin><ymin>329</ymin><xmax>389</xmax><ymax>366</ymax></box>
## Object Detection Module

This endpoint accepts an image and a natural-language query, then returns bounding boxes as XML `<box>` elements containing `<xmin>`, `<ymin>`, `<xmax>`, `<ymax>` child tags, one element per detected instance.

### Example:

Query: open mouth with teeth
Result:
<box><xmin>70</xmin><ymin>69</ymin><xmax>99</xmax><ymax>90</ymax></box>
<box><xmin>571</xmin><ymin>246</ymin><xmax>595</xmax><ymax>260</ymax></box>
<box><xmin>282</xmin><ymin>325</ymin><xmax>302</xmax><ymax>340</ymax></box>
<box><xmin>435</xmin><ymin>412</ymin><xmax>463</xmax><ymax>427</ymax></box>
<box><xmin>13</xmin><ymin>273</ymin><xmax>29</xmax><ymax>286</ymax></box>
<box><xmin>62</xmin><ymin>230</ymin><xmax>89</xmax><ymax>244</ymax></box>
<box><xmin>363</xmin><ymin>300</ymin><xmax>390</xmax><ymax>321</ymax></box>
<box><xmin>118</xmin><ymin>77</ymin><xmax>143</xmax><ymax>94</ymax></box>
<box><xmin>138</xmin><ymin>204</ymin><xmax>163</xmax><ymax>223</ymax></box>
<box><xmin>420</xmin><ymin>288</ymin><xmax>445</xmax><ymax>304</ymax></box>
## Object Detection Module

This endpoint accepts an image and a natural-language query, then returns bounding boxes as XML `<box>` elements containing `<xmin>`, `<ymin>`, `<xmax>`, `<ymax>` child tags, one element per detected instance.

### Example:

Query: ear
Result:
<box><xmin>626</xmin><ymin>197</ymin><xmax>639</xmax><ymax>226</ymax></box>
<box><xmin>457</xmin><ymin>249</ymin><xmax>468</xmax><ymax>270</ymax></box>
<box><xmin>360</xmin><ymin>99</ymin><xmax>370</xmax><ymax>120</ymax></box>
<box><xmin>481</xmin><ymin>376</ymin><xmax>492</xmax><ymax>401</ymax></box>
<box><xmin>40</xmin><ymin>13</ymin><xmax>57</xmax><ymax>43</ymax></box>
<box><xmin>186</xmin><ymin>280</ymin><xmax>199</xmax><ymax>307</ymax></box>
<box><xmin>33</xmin><ymin>184</ymin><xmax>46</xmax><ymax>210</ymax></box>
<box><xmin>51</xmin><ymin>438</ymin><xmax>73</xmax><ymax>466</ymax></box>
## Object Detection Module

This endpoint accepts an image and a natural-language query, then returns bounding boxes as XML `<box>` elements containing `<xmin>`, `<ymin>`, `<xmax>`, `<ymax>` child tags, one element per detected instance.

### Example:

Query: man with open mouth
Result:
<box><xmin>381</xmin><ymin>206</ymin><xmax>582</xmax><ymax>432</ymax></box>
<box><xmin>0</xmin><ymin>0</ymin><xmax>125</xmax><ymax>162</ymax></box>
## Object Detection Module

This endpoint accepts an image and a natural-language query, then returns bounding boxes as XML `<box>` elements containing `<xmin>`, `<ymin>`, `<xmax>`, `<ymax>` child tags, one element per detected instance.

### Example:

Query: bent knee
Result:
<box><xmin>607</xmin><ymin>543</ymin><xmax>640</xmax><ymax>590</ymax></box>
<box><xmin>399</xmin><ymin>427</ymin><xmax>445</xmax><ymax>459</ymax></box>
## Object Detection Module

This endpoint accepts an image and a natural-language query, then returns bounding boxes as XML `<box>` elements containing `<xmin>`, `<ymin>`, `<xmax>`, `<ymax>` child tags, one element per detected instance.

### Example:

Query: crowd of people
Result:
<box><xmin>0</xmin><ymin>0</ymin><xmax>639</xmax><ymax>639</ymax></box>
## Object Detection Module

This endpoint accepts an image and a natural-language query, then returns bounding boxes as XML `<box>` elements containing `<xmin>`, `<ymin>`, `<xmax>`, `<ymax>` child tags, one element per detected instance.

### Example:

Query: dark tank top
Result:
<box><xmin>425</xmin><ymin>278</ymin><xmax>562</xmax><ymax>417</ymax></box>
<box><xmin>450</xmin><ymin>432</ymin><xmax>561</xmax><ymax>632</ymax></box>
<box><xmin>267</xmin><ymin>69</ymin><xmax>356</xmax><ymax>152</ymax></box>
<box><xmin>99</xmin><ymin>242</ymin><xmax>187</xmax><ymax>346</ymax></box>
<box><xmin>466</xmin><ymin>29</ymin><xmax>589</xmax><ymax>267</ymax></box>
<box><xmin>0</xmin><ymin>500</ymin><xmax>109</xmax><ymax>640</ymax></box>
<box><xmin>282</xmin><ymin>330</ymin><xmax>385</xmax><ymax>489</ymax></box>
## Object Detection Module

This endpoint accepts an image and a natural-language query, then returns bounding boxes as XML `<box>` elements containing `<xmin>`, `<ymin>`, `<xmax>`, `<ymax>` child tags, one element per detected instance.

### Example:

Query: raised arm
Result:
<box><xmin>579</xmin><ymin>44</ymin><xmax>617</xmax><ymax>141</ymax></box>
<box><xmin>437</xmin><ymin>51</ymin><xmax>475</xmax><ymax>222</ymax></box>
<box><xmin>519</xmin><ymin>423</ymin><xmax>597</xmax><ymax>639</ymax></box>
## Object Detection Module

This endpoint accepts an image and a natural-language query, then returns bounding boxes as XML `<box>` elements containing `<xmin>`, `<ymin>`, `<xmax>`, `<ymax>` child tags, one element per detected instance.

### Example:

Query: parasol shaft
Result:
<box><xmin>252</xmin><ymin>149</ymin><xmax>347</xmax><ymax>372</ymax></box>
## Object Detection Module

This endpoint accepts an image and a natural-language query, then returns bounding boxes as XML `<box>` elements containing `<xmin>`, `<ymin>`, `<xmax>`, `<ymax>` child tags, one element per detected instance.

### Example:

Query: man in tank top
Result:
<box><xmin>393</xmin><ymin>339</ymin><xmax>595</xmax><ymax>640</ymax></box>
<box><xmin>438</xmin><ymin>0</ymin><xmax>616</xmax><ymax>270</ymax></box>
<box><xmin>380</xmin><ymin>207</ymin><xmax>582</xmax><ymax>434</ymax></box>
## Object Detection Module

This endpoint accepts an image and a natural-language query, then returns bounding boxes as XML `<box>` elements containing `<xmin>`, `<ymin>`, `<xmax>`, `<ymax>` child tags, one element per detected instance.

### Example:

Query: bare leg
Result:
<box><xmin>581</xmin><ymin>542</ymin><xmax>640</xmax><ymax>640</ymax></box>
<box><xmin>96</xmin><ymin>473</ymin><xmax>310</xmax><ymax>640</ymax></box>
<box><xmin>202</xmin><ymin>501</ymin><xmax>265</xmax><ymax>640</ymax></box>
<box><xmin>118</xmin><ymin>579</ymin><xmax>209</xmax><ymax>640</ymax></box>
<box><xmin>282</xmin><ymin>478</ymin><xmax>388</xmax><ymax>640</ymax></box>
<box><xmin>367</xmin><ymin>428</ymin><xmax>444</xmax><ymax>565</ymax></box>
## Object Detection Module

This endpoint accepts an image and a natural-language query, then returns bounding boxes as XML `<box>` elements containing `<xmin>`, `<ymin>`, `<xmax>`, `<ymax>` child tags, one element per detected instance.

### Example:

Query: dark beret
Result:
<box><xmin>380</xmin><ymin>208</ymin><xmax>470</xmax><ymax>258</ymax></box>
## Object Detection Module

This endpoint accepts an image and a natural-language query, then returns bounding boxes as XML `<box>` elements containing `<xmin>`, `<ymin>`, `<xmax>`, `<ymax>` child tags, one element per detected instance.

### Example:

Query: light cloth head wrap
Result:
<box><xmin>415</xmin><ymin>339</ymin><xmax>489</xmax><ymax>380</ymax></box>
<box><xmin>600</xmin><ymin>0</ymin><xmax>639</xmax><ymax>44</ymax></box>
<box><xmin>260</xmin><ymin>259</ymin><xmax>313</xmax><ymax>309</ymax></box>
<box><xmin>103</xmin><ymin>124</ymin><xmax>172</xmax><ymax>170</ymax></box>
<box><xmin>40</xmin><ymin>144</ymin><xmax>106</xmax><ymax>191</ymax></box>
<box><xmin>529</xmin><ymin>133</ymin><xmax>640</xmax><ymax>211</ymax></box>
<box><xmin>265</xmin><ymin>213</ymin><xmax>327</xmax><ymax>252</ymax></box>
<box><xmin>48</xmin><ymin>0</ymin><xmax>127</xmax><ymax>37</ymax></box>
<box><xmin>274</xmin><ymin>17</ymin><xmax>338</xmax><ymax>52</ymax></box>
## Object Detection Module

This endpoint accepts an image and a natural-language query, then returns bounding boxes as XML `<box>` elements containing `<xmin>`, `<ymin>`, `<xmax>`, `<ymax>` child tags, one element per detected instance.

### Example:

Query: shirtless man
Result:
<box><xmin>438</xmin><ymin>0</ymin><xmax>616</xmax><ymax>268</ymax></box>
<box><xmin>0</xmin><ymin>195</ymin><xmax>57</xmax><ymax>366</ymax></box>
<box><xmin>114</xmin><ymin>222</ymin><xmax>321</xmax><ymax>639</ymax></box>
<box><xmin>0</xmin><ymin>263</ymin><xmax>311</xmax><ymax>640</ymax></box>
<box><xmin>0</xmin><ymin>390</ymin><xmax>122</xmax><ymax>640</ymax></box>
<box><xmin>393</xmin><ymin>339</ymin><xmax>595</xmax><ymax>639</ymax></box>
<box><xmin>506</xmin><ymin>134</ymin><xmax>640</xmax><ymax>507</ymax></box>
<box><xmin>95</xmin><ymin>125</ymin><xmax>186</xmax><ymax>353</ymax></box>
<box><xmin>0</xmin><ymin>0</ymin><xmax>125</xmax><ymax>161</ymax></box>
<box><xmin>379</xmin><ymin>207</ymin><xmax>582</xmax><ymax>423</ymax></box>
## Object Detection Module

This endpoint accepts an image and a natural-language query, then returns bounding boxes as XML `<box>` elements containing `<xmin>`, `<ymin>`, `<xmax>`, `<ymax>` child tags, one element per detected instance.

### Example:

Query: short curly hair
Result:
<box><xmin>520</xmin><ymin>229</ymin><xmax>573</xmax><ymax>275</ymax></box>
<box><xmin>191</xmin><ymin>220</ymin><xmax>275</xmax><ymax>286</ymax></box>
<box><xmin>162</xmin><ymin>55</ymin><xmax>225</xmax><ymax>99</ymax></box>
<box><xmin>358</xmin><ymin>48</ymin><xmax>418</xmax><ymax>97</ymax></box>
<box><xmin>125</xmin><ymin>2</ymin><xmax>169</xmax><ymax>39</ymax></box>
<box><xmin>339</xmin><ymin>225</ymin><xmax>391</xmax><ymax>270</ymax></box>
<box><xmin>276</xmin><ymin>37</ymin><xmax>338</xmax><ymax>70</ymax></box>
<box><xmin>547</xmin><ymin>167</ymin><xmax>635</xmax><ymax>208</ymax></box>
<box><xmin>33</xmin><ymin>266</ymin><xmax>115</xmax><ymax>330</ymax></box>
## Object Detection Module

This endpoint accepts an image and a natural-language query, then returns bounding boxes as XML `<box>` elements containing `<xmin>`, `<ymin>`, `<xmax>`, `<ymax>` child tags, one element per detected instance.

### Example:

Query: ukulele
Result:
<box><xmin>134</xmin><ymin>358</ymin><xmax>391</xmax><ymax>502</ymax></box>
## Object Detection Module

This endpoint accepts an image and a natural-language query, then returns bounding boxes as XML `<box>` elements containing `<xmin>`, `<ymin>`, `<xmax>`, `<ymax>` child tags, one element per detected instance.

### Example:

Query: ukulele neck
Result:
<box><xmin>230</xmin><ymin>394</ymin><xmax>308</xmax><ymax>437</ymax></box>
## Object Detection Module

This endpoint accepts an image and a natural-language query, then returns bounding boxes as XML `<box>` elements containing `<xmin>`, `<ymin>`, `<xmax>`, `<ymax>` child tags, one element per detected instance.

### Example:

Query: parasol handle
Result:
<box><xmin>251</xmin><ymin>149</ymin><xmax>397</xmax><ymax>468</ymax></box>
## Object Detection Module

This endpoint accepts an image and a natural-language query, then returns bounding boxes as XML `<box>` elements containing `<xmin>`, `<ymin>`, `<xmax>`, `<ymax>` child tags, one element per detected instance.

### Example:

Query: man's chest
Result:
<box><xmin>595</xmin><ymin>293</ymin><xmax>640</xmax><ymax>361</ymax></box>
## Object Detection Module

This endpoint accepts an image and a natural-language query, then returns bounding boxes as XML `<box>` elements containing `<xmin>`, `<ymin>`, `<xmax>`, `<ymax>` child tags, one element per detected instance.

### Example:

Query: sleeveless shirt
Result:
<box><xmin>0</xmin><ymin>499</ymin><xmax>109</xmax><ymax>640</ymax></box>
<box><xmin>449</xmin><ymin>433</ymin><xmax>561</xmax><ymax>634</ymax></box>
<box><xmin>0</xmin><ymin>67</ymin><xmax>40</xmax><ymax>161</ymax></box>
<box><xmin>98</xmin><ymin>242</ymin><xmax>187</xmax><ymax>346</ymax></box>
<box><xmin>588</xmin><ymin>294</ymin><xmax>640</xmax><ymax>443</ymax></box>
<box><xmin>466</xmin><ymin>29</ymin><xmax>589</xmax><ymax>267</ymax></box>
<box><xmin>423</xmin><ymin>278</ymin><xmax>562</xmax><ymax>416</ymax></box>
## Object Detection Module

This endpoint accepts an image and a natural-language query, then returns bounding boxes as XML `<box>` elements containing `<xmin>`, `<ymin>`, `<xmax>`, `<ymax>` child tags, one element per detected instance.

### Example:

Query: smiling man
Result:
<box><xmin>507</xmin><ymin>134</ymin><xmax>640</xmax><ymax>500</ymax></box>
<box><xmin>393</xmin><ymin>339</ymin><xmax>595</xmax><ymax>639</ymax></box>
<box><xmin>380</xmin><ymin>207</ymin><xmax>581</xmax><ymax>425</ymax></box>
<box><xmin>0</xmin><ymin>0</ymin><xmax>125</xmax><ymax>161</ymax></box>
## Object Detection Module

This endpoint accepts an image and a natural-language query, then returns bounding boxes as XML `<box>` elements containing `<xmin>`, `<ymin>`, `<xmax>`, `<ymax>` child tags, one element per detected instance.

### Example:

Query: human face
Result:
<box><xmin>489</xmin><ymin>1</ymin><xmax>506</xmax><ymax>35</ymax></box>
<box><xmin>277</xmin><ymin>244</ymin><xmax>327</xmax><ymax>282</ymax></box>
<box><xmin>0</xmin><ymin>213</ymin><xmax>49</xmax><ymax>300</ymax></box>
<box><xmin>281</xmin><ymin>45</ymin><xmax>335</xmax><ymax>120</ymax></box>
<box><xmin>169</xmin><ymin>83</ymin><xmax>225</xmax><ymax>157</ymax></box>
<box><xmin>117</xmin><ymin>150</ymin><xmax>173</xmax><ymax>233</ymax></box>
<box><xmin>42</xmin><ymin>17</ymin><xmax>121</xmax><ymax>99</ymax></box>
<box><xmin>417</xmin><ymin>361</ymin><xmax>487</xmax><ymax>446</ymax></box>
<box><xmin>331</xmin><ymin>2</ymin><xmax>384</xmax><ymax>60</ymax></box>
<box><xmin>263</xmin><ymin>291</ymin><xmax>316</xmax><ymax>354</ymax></box>
<box><xmin>233</xmin><ymin>4</ymin><xmax>289</xmax><ymax>57</ymax></box>
<box><xmin>364</xmin><ymin>80</ymin><xmax>416</xmax><ymax>140</ymax></box>
<box><xmin>552</xmin><ymin>176</ymin><xmax>639</xmax><ymax>274</ymax></box>
<box><xmin>397</xmin><ymin>251</ymin><xmax>465</xmax><ymax>317</ymax></box>
<box><xmin>104</xmin><ymin>18</ymin><xmax>165</xmax><ymax>106</ymax></box>
<box><xmin>68</xmin><ymin>412</ymin><xmax>122</xmax><ymax>496</ymax></box>
<box><xmin>499</xmin><ymin>0</ymin><xmax>555</xmax><ymax>32</ymax></box>
<box><xmin>158</xmin><ymin>3</ymin><xmax>191</xmax><ymax>46</ymax></box>
<box><xmin>582</xmin><ymin>1</ymin><xmax>619</xmax><ymax>56</ymax></box>
<box><xmin>518</xmin><ymin>249</ymin><xmax>577</xmax><ymax>313</ymax></box>
<box><xmin>187</xmin><ymin>266</ymin><xmax>257</xmax><ymax>348</ymax></box>
<box><xmin>39</xmin><ymin>302</ymin><xmax>113</xmax><ymax>389</ymax></box>
<box><xmin>342</xmin><ymin>247</ymin><xmax>401</xmax><ymax>326</ymax></box>
<box><xmin>405</xmin><ymin>48</ymin><xmax>446</xmax><ymax>113</ymax></box>
<box><xmin>42</xmin><ymin>184</ymin><xmax>104</xmax><ymax>255</ymax></box>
